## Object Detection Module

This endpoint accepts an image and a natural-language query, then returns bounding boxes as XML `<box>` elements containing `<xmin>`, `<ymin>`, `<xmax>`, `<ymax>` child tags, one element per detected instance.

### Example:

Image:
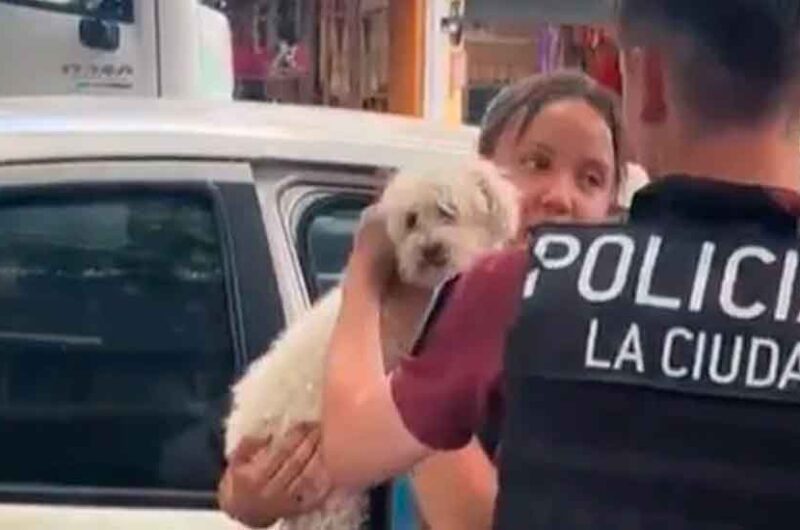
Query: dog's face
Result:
<box><xmin>381</xmin><ymin>160</ymin><xmax>519</xmax><ymax>289</ymax></box>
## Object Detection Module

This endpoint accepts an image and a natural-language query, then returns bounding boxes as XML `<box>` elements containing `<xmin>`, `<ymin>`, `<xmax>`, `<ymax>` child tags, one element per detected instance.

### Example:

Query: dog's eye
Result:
<box><xmin>405</xmin><ymin>212</ymin><xmax>418</xmax><ymax>230</ymax></box>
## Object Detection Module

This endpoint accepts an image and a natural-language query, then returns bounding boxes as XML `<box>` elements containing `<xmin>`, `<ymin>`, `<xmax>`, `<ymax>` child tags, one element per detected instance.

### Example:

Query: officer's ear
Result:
<box><xmin>640</xmin><ymin>48</ymin><xmax>668</xmax><ymax>124</ymax></box>
<box><xmin>619</xmin><ymin>46</ymin><xmax>667</xmax><ymax>126</ymax></box>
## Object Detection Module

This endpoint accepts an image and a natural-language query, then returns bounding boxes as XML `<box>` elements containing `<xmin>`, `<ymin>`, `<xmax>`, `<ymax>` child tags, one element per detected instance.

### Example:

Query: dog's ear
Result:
<box><xmin>470</xmin><ymin>160</ymin><xmax>520</xmax><ymax>244</ymax></box>
<box><xmin>377</xmin><ymin>167</ymin><xmax>416</xmax><ymax>217</ymax></box>
<box><xmin>375</xmin><ymin>167</ymin><xmax>400</xmax><ymax>197</ymax></box>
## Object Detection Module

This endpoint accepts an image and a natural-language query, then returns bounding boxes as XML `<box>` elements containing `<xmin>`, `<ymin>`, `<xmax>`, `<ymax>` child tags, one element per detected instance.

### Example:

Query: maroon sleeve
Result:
<box><xmin>389</xmin><ymin>246</ymin><xmax>529</xmax><ymax>450</ymax></box>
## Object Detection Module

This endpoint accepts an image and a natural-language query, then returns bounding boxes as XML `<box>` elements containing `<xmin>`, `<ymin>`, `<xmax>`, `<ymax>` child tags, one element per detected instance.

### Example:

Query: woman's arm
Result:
<box><xmin>322</xmin><ymin>208</ymin><xmax>432</xmax><ymax>488</ymax></box>
<box><xmin>323</xmin><ymin>209</ymin><xmax>525</xmax><ymax>490</ymax></box>
<box><xmin>411</xmin><ymin>437</ymin><xmax>497</xmax><ymax>530</ymax></box>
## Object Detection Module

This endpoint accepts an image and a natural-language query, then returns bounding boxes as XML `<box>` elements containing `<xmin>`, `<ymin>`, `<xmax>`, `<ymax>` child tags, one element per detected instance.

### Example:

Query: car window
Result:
<box><xmin>297</xmin><ymin>195</ymin><xmax>372</xmax><ymax>300</ymax></box>
<box><xmin>0</xmin><ymin>188</ymin><xmax>233</xmax><ymax>493</ymax></box>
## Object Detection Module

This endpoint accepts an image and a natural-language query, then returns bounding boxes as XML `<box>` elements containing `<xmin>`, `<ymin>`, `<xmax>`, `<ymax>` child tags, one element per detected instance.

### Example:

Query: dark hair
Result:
<box><xmin>478</xmin><ymin>70</ymin><xmax>624</xmax><ymax>188</ymax></box>
<box><xmin>617</xmin><ymin>0</ymin><xmax>800</xmax><ymax>126</ymax></box>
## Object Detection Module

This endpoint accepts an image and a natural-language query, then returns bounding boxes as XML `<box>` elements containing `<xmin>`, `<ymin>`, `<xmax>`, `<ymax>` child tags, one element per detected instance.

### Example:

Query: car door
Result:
<box><xmin>0</xmin><ymin>160</ymin><xmax>283</xmax><ymax>529</ymax></box>
<box><xmin>254</xmin><ymin>161</ymin><xmax>421</xmax><ymax>530</ymax></box>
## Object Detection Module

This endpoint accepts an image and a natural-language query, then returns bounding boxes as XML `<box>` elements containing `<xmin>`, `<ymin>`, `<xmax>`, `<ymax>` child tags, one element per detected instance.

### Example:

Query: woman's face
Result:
<box><xmin>491</xmin><ymin>98</ymin><xmax>617</xmax><ymax>238</ymax></box>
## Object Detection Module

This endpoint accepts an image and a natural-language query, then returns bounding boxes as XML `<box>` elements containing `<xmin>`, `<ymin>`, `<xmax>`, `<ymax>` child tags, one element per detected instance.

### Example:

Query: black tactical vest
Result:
<box><xmin>496</xmin><ymin>218</ymin><xmax>800</xmax><ymax>530</ymax></box>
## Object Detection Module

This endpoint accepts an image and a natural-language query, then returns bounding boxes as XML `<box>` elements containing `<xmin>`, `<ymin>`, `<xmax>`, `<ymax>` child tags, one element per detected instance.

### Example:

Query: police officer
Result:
<box><xmin>322</xmin><ymin>1</ymin><xmax>800</xmax><ymax>528</ymax></box>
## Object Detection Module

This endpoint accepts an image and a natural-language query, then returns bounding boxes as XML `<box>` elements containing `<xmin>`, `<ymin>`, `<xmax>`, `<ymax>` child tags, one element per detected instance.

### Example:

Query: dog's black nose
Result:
<box><xmin>422</xmin><ymin>243</ymin><xmax>446</xmax><ymax>264</ymax></box>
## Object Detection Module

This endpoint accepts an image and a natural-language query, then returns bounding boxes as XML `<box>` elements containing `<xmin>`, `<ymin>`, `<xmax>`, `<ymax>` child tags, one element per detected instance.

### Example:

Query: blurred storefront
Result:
<box><xmin>459</xmin><ymin>0</ymin><xmax>619</xmax><ymax>125</ymax></box>
<box><xmin>217</xmin><ymin>0</ymin><xmax>620</xmax><ymax>126</ymax></box>
<box><xmin>222</xmin><ymin>0</ymin><xmax>425</xmax><ymax>116</ymax></box>
<box><xmin>318</xmin><ymin>0</ymin><xmax>425</xmax><ymax>115</ymax></box>
<box><xmin>224</xmin><ymin>0</ymin><xmax>317</xmax><ymax>103</ymax></box>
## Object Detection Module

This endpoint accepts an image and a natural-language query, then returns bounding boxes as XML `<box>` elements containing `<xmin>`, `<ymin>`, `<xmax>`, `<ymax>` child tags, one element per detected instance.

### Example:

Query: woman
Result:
<box><xmin>324</xmin><ymin>70</ymin><xmax>632</xmax><ymax>529</ymax></box>
<box><xmin>219</xmin><ymin>70</ymin><xmax>632</xmax><ymax>528</ymax></box>
<box><xmin>409</xmin><ymin>71</ymin><xmax>629</xmax><ymax>530</ymax></box>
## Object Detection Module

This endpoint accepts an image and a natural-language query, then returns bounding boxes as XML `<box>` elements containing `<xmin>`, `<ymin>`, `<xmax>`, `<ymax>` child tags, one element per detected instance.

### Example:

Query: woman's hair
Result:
<box><xmin>478</xmin><ymin>70</ymin><xmax>625</xmax><ymax>189</ymax></box>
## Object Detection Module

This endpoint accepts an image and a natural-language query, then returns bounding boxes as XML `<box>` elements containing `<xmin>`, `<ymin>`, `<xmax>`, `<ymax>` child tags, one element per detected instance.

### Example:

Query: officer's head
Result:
<box><xmin>478</xmin><ymin>71</ymin><xmax>624</xmax><ymax>230</ymax></box>
<box><xmin>616</xmin><ymin>0</ymin><xmax>800</xmax><ymax>176</ymax></box>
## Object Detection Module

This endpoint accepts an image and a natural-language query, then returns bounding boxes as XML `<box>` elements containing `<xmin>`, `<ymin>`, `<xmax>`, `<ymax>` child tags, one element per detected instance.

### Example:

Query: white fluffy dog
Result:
<box><xmin>224</xmin><ymin>159</ymin><xmax>519</xmax><ymax>530</ymax></box>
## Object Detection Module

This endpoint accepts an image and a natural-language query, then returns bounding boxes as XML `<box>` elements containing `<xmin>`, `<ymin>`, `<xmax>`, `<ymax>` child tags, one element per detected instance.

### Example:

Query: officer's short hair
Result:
<box><xmin>617</xmin><ymin>0</ymin><xmax>800</xmax><ymax>127</ymax></box>
<box><xmin>478</xmin><ymin>71</ymin><xmax>624</xmax><ymax>190</ymax></box>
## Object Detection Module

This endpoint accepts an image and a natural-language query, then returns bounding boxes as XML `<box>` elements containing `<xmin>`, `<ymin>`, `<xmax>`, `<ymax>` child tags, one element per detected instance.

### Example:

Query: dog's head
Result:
<box><xmin>381</xmin><ymin>159</ymin><xmax>519</xmax><ymax>289</ymax></box>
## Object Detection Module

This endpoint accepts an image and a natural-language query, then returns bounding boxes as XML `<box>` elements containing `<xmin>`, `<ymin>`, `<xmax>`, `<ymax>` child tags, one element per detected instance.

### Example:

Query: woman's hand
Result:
<box><xmin>218</xmin><ymin>423</ymin><xmax>333</xmax><ymax>528</ymax></box>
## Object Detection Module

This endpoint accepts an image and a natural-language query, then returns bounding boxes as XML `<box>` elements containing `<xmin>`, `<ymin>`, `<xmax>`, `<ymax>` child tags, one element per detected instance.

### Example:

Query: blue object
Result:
<box><xmin>390</xmin><ymin>475</ymin><xmax>419</xmax><ymax>530</ymax></box>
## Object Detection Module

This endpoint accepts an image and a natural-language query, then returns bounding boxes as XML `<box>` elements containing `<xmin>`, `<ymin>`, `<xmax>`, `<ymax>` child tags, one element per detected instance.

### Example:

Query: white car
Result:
<box><xmin>0</xmin><ymin>96</ymin><xmax>478</xmax><ymax>530</ymax></box>
<box><xmin>0</xmin><ymin>97</ymin><xmax>645</xmax><ymax>530</ymax></box>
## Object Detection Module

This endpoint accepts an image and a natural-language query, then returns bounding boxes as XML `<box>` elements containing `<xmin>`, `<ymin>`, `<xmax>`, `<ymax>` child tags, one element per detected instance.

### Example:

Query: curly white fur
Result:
<box><xmin>224</xmin><ymin>159</ymin><xmax>519</xmax><ymax>530</ymax></box>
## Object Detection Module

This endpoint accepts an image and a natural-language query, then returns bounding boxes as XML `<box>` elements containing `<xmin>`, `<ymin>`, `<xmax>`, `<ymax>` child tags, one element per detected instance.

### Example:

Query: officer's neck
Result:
<box><xmin>652</xmin><ymin>124</ymin><xmax>800</xmax><ymax>192</ymax></box>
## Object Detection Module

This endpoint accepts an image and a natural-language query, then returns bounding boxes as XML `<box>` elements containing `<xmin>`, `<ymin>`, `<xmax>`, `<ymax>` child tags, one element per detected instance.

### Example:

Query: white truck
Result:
<box><xmin>0</xmin><ymin>0</ymin><xmax>234</xmax><ymax>99</ymax></box>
